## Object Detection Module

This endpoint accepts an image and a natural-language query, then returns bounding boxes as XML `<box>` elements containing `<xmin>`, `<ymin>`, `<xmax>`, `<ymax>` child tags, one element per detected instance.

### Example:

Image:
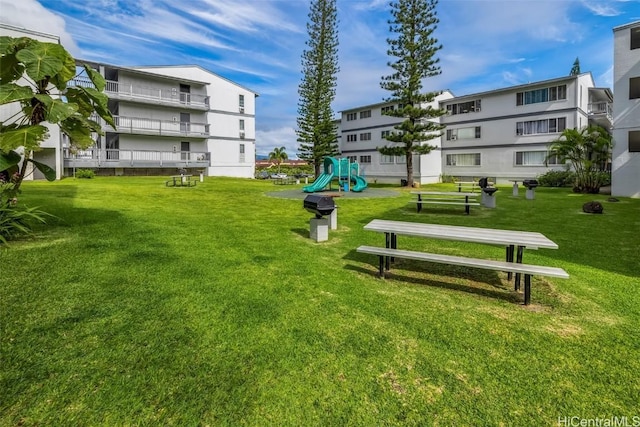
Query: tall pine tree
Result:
<box><xmin>296</xmin><ymin>0</ymin><xmax>340</xmax><ymax>177</ymax></box>
<box><xmin>379</xmin><ymin>0</ymin><xmax>446</xmax><ymax>187</ymax></box>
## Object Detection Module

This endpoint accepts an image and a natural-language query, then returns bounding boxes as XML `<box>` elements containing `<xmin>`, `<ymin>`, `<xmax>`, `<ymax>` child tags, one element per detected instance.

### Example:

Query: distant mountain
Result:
<box><xmin>256</xmin><ymin>154</ymin><xmax>269</xmax><ymax>160</ymax></box>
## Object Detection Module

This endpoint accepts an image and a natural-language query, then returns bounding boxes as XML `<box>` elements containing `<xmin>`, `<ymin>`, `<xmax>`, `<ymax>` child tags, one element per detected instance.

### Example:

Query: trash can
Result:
<box><xmin>401</xmin><ymin>179</ymin><xmax>408</xmax><ymax>187</ymax></box>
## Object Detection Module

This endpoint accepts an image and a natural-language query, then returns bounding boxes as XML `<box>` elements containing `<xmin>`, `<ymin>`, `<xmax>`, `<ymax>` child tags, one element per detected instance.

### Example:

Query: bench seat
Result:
<box><xmin>356</xmin><ymin>245</ymin><xmax>569</xmax><ymax>304</ymax></box>
<box><xmin>410</xmin><ymin>200</ymin><xmax>481</xmax><ymax>206</ymax></box>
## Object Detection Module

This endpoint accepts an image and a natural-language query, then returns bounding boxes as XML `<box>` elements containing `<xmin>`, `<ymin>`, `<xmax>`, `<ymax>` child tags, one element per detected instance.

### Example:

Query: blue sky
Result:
<box><xmin>1</xmin><ymin>0</ymin><xmax>639</xmax><ymax>157</ymax></box>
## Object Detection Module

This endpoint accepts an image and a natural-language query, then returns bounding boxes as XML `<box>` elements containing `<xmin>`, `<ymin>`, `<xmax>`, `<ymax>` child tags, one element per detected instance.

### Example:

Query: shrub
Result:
<box><xmin>537</xmin><ymin>170</ymin><xmax>575</xmax><ymax>187</ymax></box>
<box><xmin>0</xmin><ymin>205</ymin><xmax>49</xmax><ymax>244</ymax></box>
<box><xmin>75</xmin><ymin>169</ymin><xmax>95</xmax><ymax>179</ymax></box>
<box><xmin>440</xmin><ymin>174</ymin><xmax>455</xmax><ymax>183</ymax></box>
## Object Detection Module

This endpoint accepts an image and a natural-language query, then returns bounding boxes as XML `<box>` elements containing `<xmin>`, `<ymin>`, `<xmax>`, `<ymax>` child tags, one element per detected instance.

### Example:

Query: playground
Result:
<box><xmin>302</xmin><ymin>156</ymin><xmax>368</xmax><ymax>193</ymax></box>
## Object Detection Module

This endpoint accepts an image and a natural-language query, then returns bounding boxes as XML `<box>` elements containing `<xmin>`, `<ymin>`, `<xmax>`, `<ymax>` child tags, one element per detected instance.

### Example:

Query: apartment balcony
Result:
<box><xmin>63</xmin><ymin>148</ymin><xmax>211</xmax><ymax>169</ymax></box>
<box><xmin>588</xmin><ymin>102</ymin><xmax>613</xmax><ymax>130</ymax></box>
<box><xmin>71</xmin><ymin>77</ymin><xmax>210</xmax><ymax>111</ymax></box>
<box><xmin>99</xmin><ymin>115</ymin><xmax>209</xmax><ymax>139</ymax></box>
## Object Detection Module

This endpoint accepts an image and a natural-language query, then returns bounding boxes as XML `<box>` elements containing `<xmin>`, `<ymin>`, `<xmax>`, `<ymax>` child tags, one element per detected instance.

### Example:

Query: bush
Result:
<box><xmin>75</xmin><ymin>169</ymin><xmax>95</xmax><ymax>179</ymax></box>
<box><xmin>537</xmin><ymin>170</ymin><xmax>575</xmax><ymax>187</ymax></box>
<box><xmin>440</xmin><ymin>174</ymin><xmax>455</xmax><ymax>183</ymax></box>
<box><xmin>0</xmin><ymin>205</ymin><xmax>49</xmax><ymax>244</ymax></box>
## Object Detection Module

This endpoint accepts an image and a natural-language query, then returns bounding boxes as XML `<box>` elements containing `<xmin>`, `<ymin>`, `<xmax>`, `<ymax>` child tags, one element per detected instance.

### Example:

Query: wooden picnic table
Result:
<box><xmin>363</xmin><ymin>219</ymin><xmax>560</xmax><ymax>293</ymax></box>
<box><xmin>410</xmin><ymin>191</ymin><xmax>479</xmax><ymax>214</ymax></box>
<box><xmin>166</xmin><ymin>174</ymin><xmax>196</xmax><ymax>187</ymax></box>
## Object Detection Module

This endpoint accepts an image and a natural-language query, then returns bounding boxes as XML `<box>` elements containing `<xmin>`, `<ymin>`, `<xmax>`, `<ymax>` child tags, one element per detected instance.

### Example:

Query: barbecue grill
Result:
<box><xmin>304</xmin><ymin>194</ymin><xmax>336</xmax><ymax>219</ymax></box>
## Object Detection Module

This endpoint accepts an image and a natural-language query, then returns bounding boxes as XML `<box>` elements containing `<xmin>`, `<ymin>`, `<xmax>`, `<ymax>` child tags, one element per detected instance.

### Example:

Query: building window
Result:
<box><xmin>446</xmin><ymin>126</ymin><xmax>481</xmax><ymax>140</ymax></box>
<box><xmin>445</xmin><ymin>99</ymin><xmax>481</xmax><ymax>115</ymax></box>
<box><xmin>516</xmin><ymin>117</ymin><xmax>566</xmax><ymax>135</ymax></box>
<box><xmin>346</xmin><ymin>112</ymin><xmax>357</xmax><ymax>121</ymax></box>
<box><xmin>629</xmin><ymin>77</ymin><xmax>640</xmax><ymax>99</ymax></box>
<box><xmin>631</xmin><ymin>27</ymin><xmax>640</xmax><ymax>50</ymax></box>
<box><xmin>381</xmin><ymin>130</ymin><xmax>391</xmax><ymax>138</ymax></box>
<box><xmin>396</xmin><ymin>155</ymin><xmax>406</xmax><ymax>164</ymax></box>
<box><xmin>239</xmin><ymin>143</ymin><xmax>245</xmax><ymax>162</ymax></box>
<box><xmin>446</xmin><ymin>153</ymin><xmax>481</xmax><ymax>166</ymax></box>
<box><xmin>360</xmin><ymin>110</ymin><xmax>371</xmax><ymax>119</ymax></box>
<box><xmin>380</xmin><ymin>155</ymin><xmax>394</xmax><ymax>164</ymax></box>
<box><xmin>360</xmin><ymin>132</ymin><xmax>371</xmax><ymax>141</ymax></box>
<box><xmin>381</xmin><ymin>106</ymin><xmax>395</xmax><ymax>114</ymax></box>
<box><xmin>346</xmin><ymin>134</ymin><xmax>357</xmax><ymax>142</ymax></box>
<box><xmin>347</xmin><ymin>156</ymin><xmax>357</xmax><ymax>162</ymax></box>
<box><xmin>239</xmin><ymin>94</ymin><xmax>245</xmax><ymax>113</ymax></box>
<box><xmin>516</xmin><ymin>85</ymin><xmax>566</xmax><ymax>105</ymax></box>
<box><xmin>629</xmin><ymin>131</ymin><xmax>640</xmax><ymax>152</ymax></box>
<box><xmin>515</xmin><ymin>151</ymin><xmax>562</xmax><ymax>166</ymax></box>
<box><xmin>359</xmin><ymin>155</ymin><xmax>371</xmax><ymax>163</ymax></box>
<box><xmin>239</xmin><ymin>119</ymin><xmax>245</xmax><ymax>130</ymax></box>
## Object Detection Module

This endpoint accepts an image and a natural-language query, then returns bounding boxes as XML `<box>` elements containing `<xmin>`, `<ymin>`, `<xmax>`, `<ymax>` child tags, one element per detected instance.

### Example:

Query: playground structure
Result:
<box><xmin>303</xmin><ymin>157</ymin><xmax>368</xmax><ymax>193</ymax></box>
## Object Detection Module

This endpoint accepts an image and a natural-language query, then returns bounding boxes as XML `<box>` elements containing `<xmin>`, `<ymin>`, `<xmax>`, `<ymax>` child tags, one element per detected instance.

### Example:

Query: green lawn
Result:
<box><xmin>1</xmin><ymin>177</ymin><xmax>638</xmax><ymax>426</ymax></box>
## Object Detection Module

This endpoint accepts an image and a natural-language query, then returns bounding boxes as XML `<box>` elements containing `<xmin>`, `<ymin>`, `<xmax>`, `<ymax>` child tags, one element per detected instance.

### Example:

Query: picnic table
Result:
<box><xmin>411</xmin><ymin>191</ymin><xmax>480</xmax><ymax>215</ymax></box>
<box><xmin>359</xmin><ymin>219</ymin><xmax>567</xmax><ymax>304</ymax></box>
<box><xmin>166</xmin><ymin>174</ymin><xmax>196</xmax><ymax>187</ymax></box>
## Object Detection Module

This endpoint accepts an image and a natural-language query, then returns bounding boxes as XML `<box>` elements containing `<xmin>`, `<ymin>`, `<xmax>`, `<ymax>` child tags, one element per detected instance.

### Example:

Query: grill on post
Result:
<box><xmin>523</xmin><ymin>179</ymin><xmax>539</xmax><ymax>190</ymax></box>
<box><xmin>304</xmin><ymin>194</ymin><xmax>336</xmax><ymax>219</ymax></box>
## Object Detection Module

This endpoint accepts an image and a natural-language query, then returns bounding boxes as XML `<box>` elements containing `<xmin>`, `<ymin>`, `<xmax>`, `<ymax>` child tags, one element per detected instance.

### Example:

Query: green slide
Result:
<box><xmin>351</xmin><ymin>175</ymin><xmax>368</xmax><ymax>192</ymax></box>
<box><xmin>302</xmin><ymin>172</ymin><xmax>334</xmax><ymax>193</ymax></box>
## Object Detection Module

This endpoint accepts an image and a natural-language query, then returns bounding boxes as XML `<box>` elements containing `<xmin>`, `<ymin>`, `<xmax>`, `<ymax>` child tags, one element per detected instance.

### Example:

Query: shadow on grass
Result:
<box><xmin>344</xmin><ymin>250</ymin><xmax>522</xmax><ymax>304</ymax></box>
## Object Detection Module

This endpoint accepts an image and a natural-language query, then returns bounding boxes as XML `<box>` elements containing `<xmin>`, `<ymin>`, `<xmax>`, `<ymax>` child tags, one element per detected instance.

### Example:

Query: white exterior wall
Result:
<box><xmin>135</xmin><ymin>66</ymin><xmax>257</xmax><ymax>178</ymax></box>
<box><xmin>440</xmin><ymin>74</ymin><xmax>594</xmax><ymax>184</ymax></box>
<box><xmin>339</xmin><ymin>91</ymin><xmax>453</xmax><ymax>184</ymax></box>
<box><xmin>612</xmin><ymin>21</ymin><xmax>640</xmax><ymax>198</ymax></box>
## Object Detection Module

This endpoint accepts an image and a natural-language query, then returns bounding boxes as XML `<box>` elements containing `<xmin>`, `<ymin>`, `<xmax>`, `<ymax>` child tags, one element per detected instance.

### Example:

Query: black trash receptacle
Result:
<box><xmin>401</xmin><ymin>179</ymin><xmax>408</xmax><ymax>187</ymax></box>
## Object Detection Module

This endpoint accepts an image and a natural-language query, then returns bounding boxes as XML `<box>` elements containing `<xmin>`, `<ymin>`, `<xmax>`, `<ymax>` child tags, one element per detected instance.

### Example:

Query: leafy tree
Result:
<box><xmin>0</xmin><ymin>36</ymin><xmax>114</xmax><ymax>242</ymax></box>
<box><xmin>379</xmin><ymin>0</ymin><xmax>447</xmax><ymax>187</ymax></box>
<box><xmin>570</xmin><ymin>57</ymin><xmax>581</xmax><ymax>75</ymax></box>
<box><xmin>548</xmin><ymin>125</ymin><xmax>612</xmax><ymax>193</ymax></box>
<box><xmin>268</xmin><ymin>146</ymin><xmax>288</xmax><ymax>172</ymax></box>
<box><xmin>0</xmin><ymin>36</ymin><xmax>114</xmax><ymax>198</ymax></box>
<box><xmin>296</xmin><ymin>0</ymin><xmax>340</xmax><ymax>177</ymax></box>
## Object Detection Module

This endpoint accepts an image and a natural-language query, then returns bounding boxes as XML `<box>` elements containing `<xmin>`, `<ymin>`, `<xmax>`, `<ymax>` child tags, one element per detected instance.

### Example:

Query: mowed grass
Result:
<box><xmin>1</xmin><ymin>177</ymin><xmax>638</xmax><ymax>426</ymax></box>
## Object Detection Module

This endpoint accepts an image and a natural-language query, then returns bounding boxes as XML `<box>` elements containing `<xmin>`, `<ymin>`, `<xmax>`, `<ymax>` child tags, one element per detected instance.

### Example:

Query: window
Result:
<box><xmin>380</xmin><ymin>155</ymin><xmax>394</xmax><ymax>164</ymax></box>
<box><xmin>629</xmin><ymin>77</ymin><xmax>640</xmax><ymax>99</ymax></box>
<box><xmin>631</xmin><ymin>27</ymin><xmax>640</xmax><ymax>50</ymax></box>
<box><xmin>346</xmin><ymin>112</ymin><xmax>357</xmax><ymax>121</ymax></box>
<box><xmin>515</xmin><ymin>151</ymin><xmax>562</xmax><ymax>166</ymax></box>
<box><xmin>446</xmin><ymin>126</ymin><xmax>481</xmax><ymax>140</ymax></box>
<box><xmin>381</xmin><ymin>106</ymin><xmax>395</xmax><ymax>114</ymax></box>
<box><xmin>445</xmin><ymin>99</ymin><xmax>481</xmax><ymax>115</ymax></box>
<box><xmin>629</xmin><ymin>131</ymin><xmax>640</xmax><ymax>152</ymax></box>
<box><xmin>517</xmin><ymin>85</ymin><xmax>566</xmax><ymax>105</ymax></box>
<box><xmin>239</xmin><ymin>119</ymin><xmax>245</xmax><ymax>130</ymax></box>
<box><xmin>359</xmin><ymin>155</ymin><xmax>371</xmax><ymax>163</ymax></box>
<box><xmin>360</xmin><ymin>132</ymin><xmax>371</xmax><ymax>141</ymax></box>
<box><xmin>239</xmin><ymin>143</ymin><xmax>245</xmax><ymax>162</ymax></box>
<box><xmin>516</xmin><ymin>117</ymin><xmax>566</xmax><ymax>135</ymax></box>
<box><xmin>396</xmin><ymin>155</ymin><xmax>406</xmax><ymax>164</ymax></box>
<box><xmin>346</xmin><ymin>134</ymin><xmax>357</xmax><ymax>142</ymax></box>
<box><xmin>381</xmin><ymin>130</ymin><xmax>391</xmax><ymax>138</ymax></box>
<box><xmin>239</xmin><ymin>94</ymin><xmax>245</xmax><ymax>112</ymax></box>
<box><xmin>446</xmin><ymin>153</ymin><xmax>481</xmax><ymax>166</ymax></box>
<box><xmin>360</xmin><ymin>110</ymin><xmax>371</xmax><ymax>119</ymax></box>
<box><xmin>347</xmin><ymin>156</ymin><xmax>357</xmax><ymax>162</ymax></box>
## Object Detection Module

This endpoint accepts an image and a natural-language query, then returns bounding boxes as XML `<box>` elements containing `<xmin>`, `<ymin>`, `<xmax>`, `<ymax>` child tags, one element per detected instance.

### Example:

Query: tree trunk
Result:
<box><xmin>406</xmin><ymin>153</ymin><xmax>414</xmax><ymax>187</ymax></box>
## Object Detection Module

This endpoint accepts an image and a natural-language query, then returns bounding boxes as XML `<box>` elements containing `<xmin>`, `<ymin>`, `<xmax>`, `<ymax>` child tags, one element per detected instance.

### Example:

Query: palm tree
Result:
<box><xmin>548</xmin><ymin>125</ymin><xmax>612</xmax><ymax>193</ymax></box>
<box><xmin>268</xmin><ymin>147</ymin><xmax>289</xmax><ymax>173</ymax></box>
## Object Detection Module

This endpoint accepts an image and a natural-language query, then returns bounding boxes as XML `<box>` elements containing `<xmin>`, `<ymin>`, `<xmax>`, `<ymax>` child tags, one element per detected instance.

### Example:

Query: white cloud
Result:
<box><xmin>0</xmin><ymin>0</ymin><xmax>79</xmax><ymax>54</ymax></box>
<box><xmin>256</xmin><ymin>127</ymin><xmax>299</xmax><ymax>158</ymax></box>
<box><xmin>581</xmin><ymin>0</ymin><xmax>623</xmax><ymax>17</ymax></box>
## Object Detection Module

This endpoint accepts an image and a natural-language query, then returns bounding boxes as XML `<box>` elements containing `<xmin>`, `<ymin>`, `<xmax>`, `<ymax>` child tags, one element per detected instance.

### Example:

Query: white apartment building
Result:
<box><xmin>440</xmin><ymin>73</ymin><xmax>612</xmax><ymax>183</ymax></box>
<box><xmin>66</xmin><ymin>62</ymin><xmax>258</xmax><ymax>178</ymax></box>
<box><xmin>612</xmin><ymin>21</ymin><xmax>640</xmax><ymax>198</ymax></box>
<box><xmin>338</xmin><ymin>91</ymin><xmax>454</xmax><ymax>185</ymax></box>
<box><xmin>1</xmin><ymin>24</ymin><xmax>258</xmax><ymax>180</ymax></box>
<box><xmin>338</xmin><ymin>74</ymin><xmax>612</xmax><ymax>185</ymax></box>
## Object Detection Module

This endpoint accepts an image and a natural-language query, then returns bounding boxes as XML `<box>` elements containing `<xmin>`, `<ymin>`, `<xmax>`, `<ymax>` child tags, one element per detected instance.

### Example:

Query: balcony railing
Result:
<box><xmin>96</xmin><ymin>115</ymin><xmax>209</xmax><ymax>138</ymax></box>
<box><xmin>63</xmin><ymin>148</ymin><xmax>210</xmax><ymax>169</ymax></box>
<box><xmin>588</xmin><ymin>102</ymin><xmax>612</xmax><ymax>118</ymax></box>
<box><xmin>71</xmin><ymin>77</ymin><xmax>209</xmax><ymax>110</ymax></box>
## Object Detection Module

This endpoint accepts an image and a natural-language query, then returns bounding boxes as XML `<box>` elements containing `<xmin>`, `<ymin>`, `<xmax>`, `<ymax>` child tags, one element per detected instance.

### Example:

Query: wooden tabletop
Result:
<box><xmin>364</xmin><ymin>219</ymin><xmax>558</xmax><ymax>249</ymax></box>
